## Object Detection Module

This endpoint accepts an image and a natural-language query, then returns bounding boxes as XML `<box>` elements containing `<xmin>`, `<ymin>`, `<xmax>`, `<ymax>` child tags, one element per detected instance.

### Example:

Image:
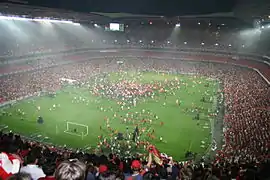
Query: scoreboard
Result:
<box><xmin>105</xmin><ymin>23</ymin><xmax>125</xmax><ymax>32</ymax></box>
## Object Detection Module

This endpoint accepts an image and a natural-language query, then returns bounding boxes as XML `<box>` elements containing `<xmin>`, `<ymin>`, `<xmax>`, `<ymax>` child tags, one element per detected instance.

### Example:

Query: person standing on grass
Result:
<box><xmin>132</xmin><ymin>126</ymin><xmax>139</xmax><ymax>142</ymax></box>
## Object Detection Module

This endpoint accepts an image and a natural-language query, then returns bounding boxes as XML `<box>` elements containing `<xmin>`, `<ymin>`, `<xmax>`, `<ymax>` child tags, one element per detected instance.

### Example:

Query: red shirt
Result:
<box><xmin>39</xmin><ymin>176</ymin><xmax>55</xmax><ymax>180</ymax></box>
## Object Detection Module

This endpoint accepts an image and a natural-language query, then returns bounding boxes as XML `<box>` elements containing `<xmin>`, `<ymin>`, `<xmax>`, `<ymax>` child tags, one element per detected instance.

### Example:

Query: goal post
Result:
<box><xmin>157</xmin><ymin>70</ymin><xmax>170</xmax><ymax>75</ymax></box>
<box><xmin>64</xmin><ymin>122</ymin><xmax>89</xmax><ymax>139</ymax></box>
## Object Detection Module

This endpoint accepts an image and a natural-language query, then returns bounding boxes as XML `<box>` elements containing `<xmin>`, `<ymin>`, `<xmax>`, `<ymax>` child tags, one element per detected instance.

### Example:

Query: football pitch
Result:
<box><xmin>0</xmin><ymin>71</ymin><xmax>219</xmax><ymax>160</ymax></box>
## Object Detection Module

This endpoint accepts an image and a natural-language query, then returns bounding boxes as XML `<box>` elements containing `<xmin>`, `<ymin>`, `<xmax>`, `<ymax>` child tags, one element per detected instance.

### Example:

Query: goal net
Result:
<box><xmin>64</xmin><ymin>122</ymin><xmax>88</xmax><ymax>139</ymax></box>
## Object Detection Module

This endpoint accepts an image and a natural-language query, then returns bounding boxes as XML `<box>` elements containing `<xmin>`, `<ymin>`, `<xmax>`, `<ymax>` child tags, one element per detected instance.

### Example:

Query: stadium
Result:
<box><xmin>0</xmin><ymin>2</ymin><xmax>269</xmax><ymax>180</ymax></box>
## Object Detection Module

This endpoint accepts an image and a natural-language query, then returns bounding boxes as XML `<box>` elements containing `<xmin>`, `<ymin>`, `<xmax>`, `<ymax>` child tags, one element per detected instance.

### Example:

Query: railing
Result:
<box><xmin>1</xmin><ymin>46</ymin><xmax>270</xmax><ymax>65</ymax></box>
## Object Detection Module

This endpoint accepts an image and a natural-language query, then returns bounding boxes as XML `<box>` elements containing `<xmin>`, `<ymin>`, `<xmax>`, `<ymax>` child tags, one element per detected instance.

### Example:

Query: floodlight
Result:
<box><xmin>0</xmin><ymin>15</ymin><xmax>78</xmax><ymax>25</ymax></box>
<box><xmin>0</xmin><ymin>16</ymin><xmax>28</xmax><ymax>21</ymax></box>
<box><xmin>33</xmin><ymin>18</ymin><xmax>73</xmax><ymax>24</ymax></box>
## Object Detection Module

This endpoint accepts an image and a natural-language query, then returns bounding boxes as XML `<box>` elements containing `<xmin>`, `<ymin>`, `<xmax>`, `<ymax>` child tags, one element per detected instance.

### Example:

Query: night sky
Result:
<box><xmin>7</xmin><ymin>0</ymin><xmax>237</xmax><ymax>16</ymax></box>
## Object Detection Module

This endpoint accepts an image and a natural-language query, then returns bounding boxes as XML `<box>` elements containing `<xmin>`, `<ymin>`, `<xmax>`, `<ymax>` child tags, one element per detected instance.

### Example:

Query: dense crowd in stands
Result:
<box><xmin>0</xmin><ymin>57</ymin><xmax>269</xmax><ymax>179</ymax></box>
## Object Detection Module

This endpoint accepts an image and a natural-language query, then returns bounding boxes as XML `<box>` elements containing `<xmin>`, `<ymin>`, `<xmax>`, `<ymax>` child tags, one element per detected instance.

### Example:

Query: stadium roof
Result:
<box><xmin>93</xmin><ymin>12</ymin><xmax>235</xmax><ymax>19</ymax></box>
<box><xmin>0</xmin><ymin>3</ymin><xmax>110</xmax><ymax>22</ymax></box>
<box><xmin>92</xmin><ymin>12</ymin><xmax>164</xmax><ymax>18</ymax></box>
<box><xmin>0</xmin><ymin>3</ymin><xmax>249</xmax><ymax>27</ymax></box>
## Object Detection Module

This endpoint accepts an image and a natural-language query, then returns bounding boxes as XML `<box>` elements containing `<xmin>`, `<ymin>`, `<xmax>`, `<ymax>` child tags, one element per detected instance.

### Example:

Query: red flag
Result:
<box><xmin>148</xmin><ymin>145</ymin><xmax>163</xmax><ymax>165</ymax></box>
<box><xmin>0</xmin><ymin>152</ymin><xmax>20</xmax><ymax>179</ymax></box>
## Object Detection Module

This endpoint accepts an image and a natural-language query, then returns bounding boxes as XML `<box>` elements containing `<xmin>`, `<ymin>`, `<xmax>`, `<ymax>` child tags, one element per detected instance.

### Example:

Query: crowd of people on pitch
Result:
<box><xmin>0</xmin><ymin>59</ymin><xmax>111</xmax><ymax>102</ymax></box>
<box><xmin>0</xmin><ymin>58</ymin><xmax>269</xmax><ymax>179</ymax></box>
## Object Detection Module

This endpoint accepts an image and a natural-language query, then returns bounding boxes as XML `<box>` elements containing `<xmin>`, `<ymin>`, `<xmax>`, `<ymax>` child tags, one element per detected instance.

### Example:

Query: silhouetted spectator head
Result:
<box><xmin>131</xmin><ymin>160</ymin><xmax>141</xmax><ymax>172</ymax></box>
<box><xmin>42</xmin><ymin>162</ymin><xmax>56</xmax><ymax>177</ymax></box>
<box><xmin>55</xmin><ymin>160</ymin><xmax>86</xmax><ymax>180</ymax></box>
<box><xmin>97</xmin><ymin>171</ymin><xmax>116</xmax><ymax>180</ymax></box>
<box><xmin>7</xmin><ymin>173</ymin><xmax>32</xmax><ymax>180</ymax></box>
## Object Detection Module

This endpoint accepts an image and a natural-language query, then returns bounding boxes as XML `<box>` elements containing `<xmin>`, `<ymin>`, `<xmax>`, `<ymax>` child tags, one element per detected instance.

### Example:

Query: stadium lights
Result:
<box><xmin>0</xmin><ymin>15</ymin><xmax>79</xmax><ymax>25</ymax></box>
<box><xmin>175</xmin><ymin>23</ymin><xmax>181</xmax><ymax>27</ymax></box>
<box><xmin>261</xmin><ymin>24</ymin><xmax>270</xmax><ymax>29</ymax></box>
<box><xmin>73</xmin><ymin>23</ymin><xmax>80</xmax><ymax>26</ymax></box>
<box><xmin>33</xmin><ymin>18</ymin><xmax>73</xmax><ymax>24</ymax></box>
<box><xmin>0</xmin><ymin>15</ymin><xmax>28</xmax><ymax>21</ymax></box>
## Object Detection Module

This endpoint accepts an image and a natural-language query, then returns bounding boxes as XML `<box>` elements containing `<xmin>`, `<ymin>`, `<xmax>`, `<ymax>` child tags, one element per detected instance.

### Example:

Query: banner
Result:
<box><xmin>148</xmin><ymin>145</ymin><xmax>163</xmax><ymax>165</ymax></box>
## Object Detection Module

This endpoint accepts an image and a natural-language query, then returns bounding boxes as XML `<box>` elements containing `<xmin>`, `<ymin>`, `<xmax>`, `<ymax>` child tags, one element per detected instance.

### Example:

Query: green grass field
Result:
<box><xmin>0</xmin><ymin>71</ymin><xmax>219</xmax><ymax>160</ymax></box>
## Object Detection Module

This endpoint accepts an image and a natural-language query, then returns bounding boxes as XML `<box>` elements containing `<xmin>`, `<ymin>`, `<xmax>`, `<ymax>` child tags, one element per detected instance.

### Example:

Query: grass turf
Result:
<box><xmin>0</xmin><ymin>71</ymin><xmax>219</xmax><ymax>160</ymax></box>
